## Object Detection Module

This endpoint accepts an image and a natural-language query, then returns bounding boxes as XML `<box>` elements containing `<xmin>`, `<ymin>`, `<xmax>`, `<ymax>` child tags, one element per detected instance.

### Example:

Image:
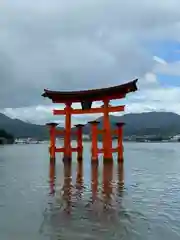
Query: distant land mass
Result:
<box><xmin>0</xmin><ymin>113</ymin><xmax>50</xmax><ymax>139</ymax></box>
<box><xmin>0</xmin><ymin>129</ymin><xmax>14</xmax><ymax>144</ymax></box>
<box><xmin>0</xmin><ymin>112</ymin><xmax>180</xmax><ymax>139</ymax></box>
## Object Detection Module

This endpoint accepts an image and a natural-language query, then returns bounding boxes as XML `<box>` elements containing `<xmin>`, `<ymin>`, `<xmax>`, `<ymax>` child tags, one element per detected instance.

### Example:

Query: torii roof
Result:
<box><xmin>42</xmin><ymin>79</ymin><xmax>138</xmax><ymax>103</ymax></box>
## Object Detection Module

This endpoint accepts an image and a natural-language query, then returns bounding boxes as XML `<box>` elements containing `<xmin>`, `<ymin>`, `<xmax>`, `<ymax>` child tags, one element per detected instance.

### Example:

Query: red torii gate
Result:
<box><xmin>43</xmin><ymin>79</ymin><xmax>138</xmax><ymax>163</ymax></box>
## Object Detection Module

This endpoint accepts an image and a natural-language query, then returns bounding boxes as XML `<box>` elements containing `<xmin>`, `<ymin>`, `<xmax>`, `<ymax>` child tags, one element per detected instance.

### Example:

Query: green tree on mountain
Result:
<box><xmin>0</xmin><ymin>129</ymin><xmax>14</xmax><ymax>144</ymax></box>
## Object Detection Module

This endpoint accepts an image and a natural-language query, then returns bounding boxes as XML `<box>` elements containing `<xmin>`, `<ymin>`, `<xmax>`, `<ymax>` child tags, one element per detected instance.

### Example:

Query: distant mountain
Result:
<box><xmin>121</xmin><ymin>112</ymin><xmax>180</xmax><ymax>136</ymax></box>
<box><xmin>1</xmin><ymin>111</ymin><xmax>180</xmax><ymax>139</ymax></box>
<box><xmin>0</xmin><ymin>113</ymin><xmax>49</xmax><ymax>139</ymax></box>
<box><xmin>82</xmin><ymin>112</ymin><xmax>180</xmax><ymax>137</ymax></box>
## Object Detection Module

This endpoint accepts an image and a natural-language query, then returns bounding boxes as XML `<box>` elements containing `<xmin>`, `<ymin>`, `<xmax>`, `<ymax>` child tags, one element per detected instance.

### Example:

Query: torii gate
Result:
<box><xmin>42</xmin><ymin>79</ymin><xmax>138</xmax><ymax>163</ymax></box>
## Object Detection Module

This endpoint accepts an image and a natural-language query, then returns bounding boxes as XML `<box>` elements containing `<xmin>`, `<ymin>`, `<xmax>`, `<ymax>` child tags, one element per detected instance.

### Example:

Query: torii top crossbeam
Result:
<box><xmin>42</xmin><ymin>79</ymin><xmax>138</xmax><ymax>103</ymax></box>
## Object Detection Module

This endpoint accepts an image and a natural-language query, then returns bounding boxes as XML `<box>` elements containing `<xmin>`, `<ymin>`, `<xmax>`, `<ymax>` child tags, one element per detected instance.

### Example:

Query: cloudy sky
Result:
<box><xmin>1</xmin><ymin>0</ymin><xmax>180</xmax><ymax>126</ymax></box>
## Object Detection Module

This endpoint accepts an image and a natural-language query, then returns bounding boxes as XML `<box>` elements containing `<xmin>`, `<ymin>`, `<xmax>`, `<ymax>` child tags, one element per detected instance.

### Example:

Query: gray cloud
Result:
<box><xmin>1</xmin><ymin>0</ymin><xmax>180</xmax><ymax>108</ymax></box>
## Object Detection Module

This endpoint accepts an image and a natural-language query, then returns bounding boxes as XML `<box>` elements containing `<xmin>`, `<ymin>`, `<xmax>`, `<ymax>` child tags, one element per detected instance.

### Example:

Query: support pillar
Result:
<box><xmin>116</xmin><ymin>123</ymin><xmax>124</xmax><ymax>162</ymax></box>
<box><xmin>46</xmin><ymin>122</ymin><xmax>58</xmax><ymax>162</ymax></box>
<box><xmin>74</xmin><ymin>124</ymin><xmax>84</xmax><ymax>161</ymax></box>
<box><xmin>103</xmin><ymin>100</ymin><xmax>113</xmax><ymax>162</ymax></box>
<box><xmin>64</xmin><ymin>102</ymin><xmax>72</xmax><ymax>162</ymax></box>
<box><xmin>89</xmin><ymin>121</ymin><xmax>99</xmax><ymax>162</ymax></box>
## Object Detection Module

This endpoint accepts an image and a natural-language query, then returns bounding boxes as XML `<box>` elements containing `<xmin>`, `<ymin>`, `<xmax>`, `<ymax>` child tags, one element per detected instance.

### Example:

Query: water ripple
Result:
<box><xmin>1</xmin><ymin>143</ymin><xmax>180</xmax><ymax>239</ymax></box>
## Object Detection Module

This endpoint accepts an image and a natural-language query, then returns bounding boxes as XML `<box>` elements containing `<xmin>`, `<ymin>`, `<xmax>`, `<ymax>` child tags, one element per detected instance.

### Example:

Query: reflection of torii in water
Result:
<box><xmin>62</xmin><ymin>162</ymin><xmax>72</xmax><ymax>214</ymax></box>
<box><xmin>90</xmin><ymin>161</ymin><xmax>124</xmax><ymax>209</ymax></box>
<box><xmin>61</xmin><ymin>160</ymin><xmax>84</xmax><ymax>213</ymax></box>
<box><xmin>49</xmin><ymin>162</ymin><xmax>56</xmax><ymax>196</ymax></box>
<box><xmin>39</xmin><ymin>159</ymin><xmax>125</xmax><ymax>235</ymax></box>
<box><xmin>102</xmin><ymin>162</ymin><xmax>114</xmax><ymax>209</ymax></box>
<box><xmin>75</xmin><ymin>160</ymin><xmax>84</xmax><ymax>200</ymax></box>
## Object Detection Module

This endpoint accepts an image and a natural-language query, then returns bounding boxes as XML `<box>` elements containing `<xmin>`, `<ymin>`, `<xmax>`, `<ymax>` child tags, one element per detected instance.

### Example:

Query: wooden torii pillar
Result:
<box><xmin>46</xmin><ymin>122</ymin><xmax>58</xmax><ymax>162</ymax></box>
<box><xmin>64</xmin><ymin>102</ymin><xmax>72</xmax><ymax>161</ymax></box>
<box><xmin>88</xmin><ymin>121</ymin><xmax>99</xmax><ymax>162</ymax></box>
<box><xmin>102</xmin><ymin>100</ymin><xmax>113</xmax><ymax>161</ymax></box>
<box><xmin>74</xmin><ymin>124</ymin><xmax>84</xmax><ymax>161</ymax></box>
<box><xmin>116</xmin><ymin>122</ymin><xmax>125</xmax><ymax>162</ymax></box>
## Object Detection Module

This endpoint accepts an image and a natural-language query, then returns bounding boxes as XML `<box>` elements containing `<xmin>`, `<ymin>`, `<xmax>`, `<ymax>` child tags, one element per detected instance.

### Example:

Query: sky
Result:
<box><xmin>1</xmin><ymin>0</ymin><xmax>180</xmax><ymax>126</ymax></box>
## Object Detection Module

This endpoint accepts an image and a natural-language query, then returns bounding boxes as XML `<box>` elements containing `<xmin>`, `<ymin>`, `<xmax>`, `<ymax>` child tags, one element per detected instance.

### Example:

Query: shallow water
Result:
<box><xmin>0</xmin><ymin>142</ymin><xmax>180</xmax><ymax>240</ymax></box>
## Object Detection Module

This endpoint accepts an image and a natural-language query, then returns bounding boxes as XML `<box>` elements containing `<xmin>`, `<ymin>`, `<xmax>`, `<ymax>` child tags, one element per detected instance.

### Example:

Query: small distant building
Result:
<box><xmin>14</xmin><ymin>138</ymin><xmax>28</xmax><ymax>144</ymax></box>
<box><xmin>82</xmin><ymin>134</ymin><xmax>90</xmax><ymax>140</ymax></box>
<box><xmin>14</xmin><ymin>138</ymin><xmax>40</xmax><ymax>144</ymax></box>
<box><xmin>170</xmin><ymin>135</ymin><xmax>180</xmax><ymax>142</ymax></box>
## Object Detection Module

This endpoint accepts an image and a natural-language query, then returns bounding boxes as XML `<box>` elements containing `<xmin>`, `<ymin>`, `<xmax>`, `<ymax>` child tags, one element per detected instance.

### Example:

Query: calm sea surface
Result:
<box><xmin>0</xmin><ymin>142</ymin><xmax>180</xmax><ymax>240</ymax></box>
